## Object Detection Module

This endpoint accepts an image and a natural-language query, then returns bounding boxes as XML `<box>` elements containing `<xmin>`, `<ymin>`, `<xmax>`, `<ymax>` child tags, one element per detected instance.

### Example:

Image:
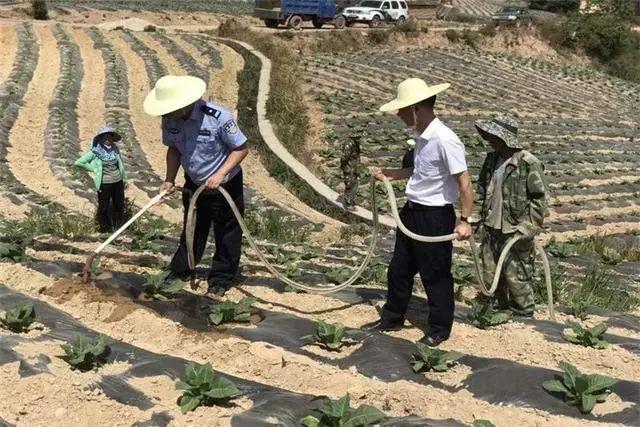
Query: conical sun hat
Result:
<box><xmin>379</xmin><ymin>78</ymin><xmax>450</xmax><ymax>112</ymax></box>
<box><xmin>475</xmin><ymin>116</ymin><xmax>525</xmax><ymax>149</ymax></box>
<box><xmin>143</xmin><ymin>75</ymin><xmax>207</xmax><ymax>117</ymax></box>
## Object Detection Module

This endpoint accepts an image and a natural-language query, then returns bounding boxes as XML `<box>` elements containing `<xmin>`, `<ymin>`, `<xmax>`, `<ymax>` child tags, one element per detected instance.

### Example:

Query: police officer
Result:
<box><xmin>475</xmin><ymin>116</ymin><xmax>549</xmax><ymax>316</ymax></box>
<box><xmin>143</xmin><ymin>75</ymin><xmax>248</xmax><ymax>296</ymax></box>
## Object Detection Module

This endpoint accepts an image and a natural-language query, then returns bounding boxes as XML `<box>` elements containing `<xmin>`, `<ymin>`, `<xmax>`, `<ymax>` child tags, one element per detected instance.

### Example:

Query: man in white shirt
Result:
<box><xmin>369</xmin><ymin>78</ymin><xmax>474</xmax><ymax>346</ymax></box>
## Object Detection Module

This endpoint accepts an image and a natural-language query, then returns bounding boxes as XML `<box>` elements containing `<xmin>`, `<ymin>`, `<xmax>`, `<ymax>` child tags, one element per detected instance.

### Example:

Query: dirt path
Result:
<box><xmin>6</xmin><ymin>24</ymin><xmax>92</xmax><ymax>215</ymax></box>
<box><xmin>0</xmin><ymin>262</ymin><xmax>625</xmax><ymax>427</ymax></box>
<box><xmin>549</xmin><ymin>204</ymin><xmax>640</xmax><ymax>222</ymax></box>
<box><xmin>0</xmin><ymin>22</ymin><xmax>17</xmax><ymax>85</ymax></box>
<box><xmin>547</xmin><ymin>221</ymin><xmax>640</xmax><ymax>242</ymax></box>
<box><xmin>72</xmin><ymin>27</ymin><xmax>105</xmax><ymax>152</ymax></box>
<box><xmin>0</xmin><ymin>196</ymin><xmax>29</xmax><ymax>219</ymax></box>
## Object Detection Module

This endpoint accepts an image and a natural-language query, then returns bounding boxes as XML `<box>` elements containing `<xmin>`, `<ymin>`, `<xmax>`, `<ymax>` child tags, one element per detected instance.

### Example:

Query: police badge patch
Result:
<box><xmin>223</xmin><ymin>119</ymin><xmax>238</xmax><ymax>135</ymax></box>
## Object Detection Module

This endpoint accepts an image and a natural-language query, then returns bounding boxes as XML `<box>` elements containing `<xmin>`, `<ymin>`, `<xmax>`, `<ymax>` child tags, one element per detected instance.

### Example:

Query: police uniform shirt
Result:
<box><xmin>162</xmin><ymin>100</ymin><xmax>247</xmax><ymax>185</ymax></box>
<box><xmin>405</xmin><ymin>117</ymin><xmax>467</xmax><ymax>206</ymax></box>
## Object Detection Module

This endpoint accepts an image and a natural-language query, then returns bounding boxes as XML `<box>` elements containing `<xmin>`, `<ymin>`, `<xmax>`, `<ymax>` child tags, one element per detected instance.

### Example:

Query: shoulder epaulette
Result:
<box><xmin>201</xmin><ymin>105</ymin><xmax>221</xmax><ymax>119</ymax></box>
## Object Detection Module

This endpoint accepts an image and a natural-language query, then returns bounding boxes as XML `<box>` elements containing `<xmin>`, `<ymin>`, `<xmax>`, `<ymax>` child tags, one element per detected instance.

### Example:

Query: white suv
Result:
<box><xmin>340</xmin><ymin>0</ymin><xmax>409</xmax><ymax>28</ymax></box>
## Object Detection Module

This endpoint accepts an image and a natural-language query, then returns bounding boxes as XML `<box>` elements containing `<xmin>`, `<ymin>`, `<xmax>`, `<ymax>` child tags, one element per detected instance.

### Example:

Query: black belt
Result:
<box><xmin>406</xmin><ymin>200</ymin><xmax>453</xmax><ymax>210</ymax></box>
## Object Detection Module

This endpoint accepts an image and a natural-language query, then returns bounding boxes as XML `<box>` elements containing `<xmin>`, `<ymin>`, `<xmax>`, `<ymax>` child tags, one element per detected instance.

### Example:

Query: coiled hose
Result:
<box><xmin>186</xmin><ymin>177</ymin><xmax>554</xmax><ymax>318</ymax></box>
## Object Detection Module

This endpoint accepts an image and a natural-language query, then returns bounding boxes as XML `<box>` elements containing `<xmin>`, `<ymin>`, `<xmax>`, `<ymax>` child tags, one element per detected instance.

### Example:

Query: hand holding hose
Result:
<box><xmin>454</xmin><ymin>221</ymin><xmax>472</xmax><ymax>240</ymax></box>
<box><xmin>157</xmin><ymin>181</ymin><xmax>175</xmax><ymax>205</ymax></box>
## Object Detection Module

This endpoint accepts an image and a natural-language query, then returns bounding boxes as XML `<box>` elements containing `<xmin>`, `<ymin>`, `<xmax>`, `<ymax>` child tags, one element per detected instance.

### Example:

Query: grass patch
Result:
<box><xmin>0</xmin><ymin>207</ymin><xmax>96</xmax><ymax>241</ymax></box>
<box><xmin>567</xmin><ymin>266</ymin><xmax>639</xmax><ymax>318</ymax></box>
<box><xmin>244</xmin><ymin>208</ymin><xmax>311</xmax><ymax>244</ymax></box>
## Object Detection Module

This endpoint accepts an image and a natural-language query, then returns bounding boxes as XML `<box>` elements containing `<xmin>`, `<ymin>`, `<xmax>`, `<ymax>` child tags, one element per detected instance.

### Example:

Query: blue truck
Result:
<box><xmin>254</xmin><ymin>0</ymin><xmax>350</xmax><ymax>29</ymax></box>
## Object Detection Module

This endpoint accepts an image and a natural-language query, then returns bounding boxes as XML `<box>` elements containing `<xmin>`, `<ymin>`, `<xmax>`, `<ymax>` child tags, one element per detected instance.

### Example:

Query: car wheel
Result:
<box><xmin>396</xmin><ymin>15</ymin><xmax>406</xmax><ymax>25</ymax></box>
<box><xmin>264</xmin><ymin>19</ymin><xmax>279</xmax><ymax>29</ymax></box>
<box><xmin>369</xmin><ymin>15</ymin><xmax>381</xmax><ymax>28</ymax></box>
<box><xmin>334</xmin><ymin>15</ymin><xmax>346</xmax><ymax>29</ymax></box>
<box><xmin>288</xmin><ymin>15</ymin><xmax>303</xmax><ymax>30</ymax></box>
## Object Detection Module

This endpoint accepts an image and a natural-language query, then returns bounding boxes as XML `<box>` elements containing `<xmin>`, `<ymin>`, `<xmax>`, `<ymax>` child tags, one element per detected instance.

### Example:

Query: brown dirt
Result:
<box><xmin>6</xmin><ymin>24</ymin><xmax>93</xmax><ymax>215</ymax></box>
<box><xmin>547</xmin><ymin>222</ymin><xmax>640</xmax><ymax>243</ymax></box>
<box><xmin>548</xmin><ymin>204</ymin><xmax>640</xmax><ymax>221</ymax></box>
<box><xmin>48</xmin><ymin>8</ymin><xmax>222</xmax><ymax>29</ymax></box>
<box><xmin>0</xmin><ymin>23</ymin><xmax>17</xmax><ymax>85</ymax></box>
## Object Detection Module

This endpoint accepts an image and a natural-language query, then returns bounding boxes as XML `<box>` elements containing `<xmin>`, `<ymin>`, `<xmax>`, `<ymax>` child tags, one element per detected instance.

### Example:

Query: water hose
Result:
<box><xmin>185</xmin><ymin>177</ymin><xmax>554</xmax><ymax>318</ymax></box>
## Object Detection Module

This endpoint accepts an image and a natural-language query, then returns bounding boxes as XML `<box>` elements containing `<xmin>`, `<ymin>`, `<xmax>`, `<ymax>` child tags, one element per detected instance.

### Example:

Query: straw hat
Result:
<box><xmin>92</xmin><ymin>124</ymin><xmax>121</xmax><ymax>145</ymax></box>
<box><xmin>475</xmin><ymin>116</ymin><xmax>526</xmax><ymax>149</ymax></box>
<box><xmin>143</xmin><ymin>75</ymin><xmax>207</xmax><ymax>117</ymax></box>
<box><xmin>379</xmin><ymin>78</ymin><xmax>450</xmax><ymax>112</ymax></box>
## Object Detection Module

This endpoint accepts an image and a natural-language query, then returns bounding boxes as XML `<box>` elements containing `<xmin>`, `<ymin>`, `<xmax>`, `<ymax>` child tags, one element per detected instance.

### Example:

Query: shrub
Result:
<box><xmin>461</xmin><ymin>29</ymin><xmax>479</xmax><ymax>49</ymax></box>
<box><xmin>61</xmin><ymin>334</ymin><xmax>110</xmax><ymax>371</ymax></box>
<box><xmin>478</xmin><ymin>23</ymin><xmax>497</xmax><ymax>38</ymax></box>
<box><xmin>176</xmin><ymin>362</ymin><xmax>241</xmax><ymax>414</ymax></box>
<box><xmin>143</xmin><ymin>24</ymin><xmax>157</xmax><ymax>32</ymax></box>
<box><xmin>393</xmin><ymin>19</ymin><xmax>419</xmax><ymax>37</ymax></box>
<box><xmin>32</xmin><ymin>0</ymin><xmax>48</xmax><ymax>20</ymax></box>
<box><xmin>543</xmin><ymin>361</ymin><xmax>617</xmax><ymax>413</ymax></box>
<box><xmin>0</xmin><ymin>302</ymin><xmax>36</xmax><ymax>333</ymax></box>
<box><xmin>369</xmin><ymin>29</ymin><xmax>390</xmax><ymax>45</ymax></box>
<box><xmin>301</xmin><ymin>320</ymin><xmax>363</xmax><ymax>351</ymax></box>
<box><xmin>300</xmin><ymin>393</ymin><xmax>386</xmax><ymax>427</ymax></box>
<box><xmin>445</xmin><ymin>29</ymin><xmax>460</xmax><ymax>43</ymax></box>
<box><xmin>529</xmin><ymin>0</ymin><xmax>580</xmax><ymax>13</ymax></box>
<box><xmin>564</xmin><ymin>321</ymin><xmax>609</xmax><ymax>349</ymax></box>
<box><xmin>410</xmin><ymin>342</ymin><xmax>462</xmax><ymax>373</ymax></box>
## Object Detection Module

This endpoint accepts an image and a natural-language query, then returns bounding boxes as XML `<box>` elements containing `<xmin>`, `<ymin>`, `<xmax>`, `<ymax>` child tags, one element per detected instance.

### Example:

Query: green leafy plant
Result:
<box><xmin>410</xmin><ymin>342</ymin><xmax>463</xmax><ymax>373</ymax></box>
<box><xmin>542</xmin><ymin>361</ymin><xmax>617</xmax><ymax>414</ymax></box>
<box><xmin>325</xmin><ymin>267</ymin><xmax>354</xmax><ymax>285</ymax></box>
<box><xmin>301</xmin><ymin>320</ymin><xmax>363</xmax><ymax>351</ymax></box>
<box><xmin>143</xmin><ymin>273</ymin><xmax>186</xmax><ymax>300</ymax></box>
<box><xmin>300</xmin><ymin>393</ymin><xmax>386</xmax><ymax>427</ymax></box>
<box><xmin>473</xmin><ymin>421</ymin><xmax>495</xmax><ymax>427</ymax></box>
<box><xmin>467</xmin><ymin>300</ymin><xmax>511</xmax><ymax>329</ymax></box>
<box><xmin>0</xmin><ymin>242</ymin><xmax>26</xmax><ymax>262</ymax></box>
<box><xmin>207</xmin><ymin>297</ymin><xmax>256</xmax><ymax>325</ymax></box>
<box><xmin>546</xmin><ymin>238</ymin><xmax>574</xmax><ymax>258</ymax></box>
<box><xmin>564</xmin><ymin>322</ymin><xmax>609</xmax><ymax>349</ymax></box>
<box><xmin>0</xmin><ymin>301</ymin><xmax>36</xmax><ymax>333</ymax></box>
<box><xmin>601</xmin><ymin>247</ymin><xmax>622</xmax><ymax>265</ymax></box>
<box><xmin>61</xmin><ymin>334</ymin><xmax>110</xmax><ymax>371</ymax></box>
<box><xmin>176</xmin><ymin>362</ymin><xmax>241</xmax><ymax>414</ymax></box>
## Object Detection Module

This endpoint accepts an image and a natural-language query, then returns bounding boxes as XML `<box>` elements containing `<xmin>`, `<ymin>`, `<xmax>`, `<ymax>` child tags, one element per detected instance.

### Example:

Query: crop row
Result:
<box><xmin>51</xmin><ymin>0</ymin><xmax>253</xmax><ymax>15</ymax></box>
<box><xmin>44</xmin><ymin>24</ymin><xmax>94</xmax><ymax>201</ymax></box>
<box><xmin>89</xmin><ymin>28</ymin><xmax>162</xmax><ymax>196</ymax></box>
<box><xmin>0</xmin><ymin>23</ymin><xmax>63</xmax><ymax>210</ymax></box>
<box><xmin>180</xmin><ymin>34</ymin><xmax>223</xmax><ymax>72</ymax></box>
<box><xmin>118</xmin><ymin>30</ymin><xmax>168</xmax><ymax>86</ymax></box>
<box><xmin>149</xmin><ymin>32</ymin><xmax>209</xmax><ymax>83</ymax></box>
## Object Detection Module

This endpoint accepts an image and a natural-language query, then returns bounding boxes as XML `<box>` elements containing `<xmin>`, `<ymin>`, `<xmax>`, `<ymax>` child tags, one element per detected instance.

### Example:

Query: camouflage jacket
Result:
<box><xmin>477</xmin><ymin>150</ymin><xmax>549</xmax><ymax>232</ymax></box>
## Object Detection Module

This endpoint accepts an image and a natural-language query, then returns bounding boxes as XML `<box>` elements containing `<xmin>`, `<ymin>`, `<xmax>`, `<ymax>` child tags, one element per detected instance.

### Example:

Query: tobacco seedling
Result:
<box><xmin>467</xmin><ymin>300</ymin><xmax>511</xmax><ymax>329</ymax></box>
<box><xmin>410</xmin><ymin>342</ymin><xmax>463</xmax><ymax>373</ymax></box>
<box><xmin>0</xmin><ymin>301</ymin><xmax>36</xmax><ymax>333</ymax></box>
<box><xmin>564</xmin><ymin>322</ymin><xmax>609</xmax><ymax>349</ymax></box>
<box><xmin>0</xmin><ymin>242</ymin><xmax>26</xmax><ymax>262</ymax></box>
<box><xmin>542</xmin><ymin>361</ymin><xmax>617</xmax><ymax>414</ymax></box>
<box><xmin>301</xmin><ymin>320</ymin><xmax>363</xmax><ymax>351</ymax></box>
<box><xmin>61</xmin><ymin>334</ymin><xmax>110</xmax><ymax>371</ymax></box>
<box><xmin>207</xmin><ymin>297</ymin><xmax>256</xmax><ymax>325</ymax></box>
<box><xmin>300</xmin><ymin>393</ymin><xmax>386</xmax><ymax>427</ymax></box>
<box><xmin>176</xmin><ymin>362</ymin><xmax>241</xmax><ymax>414</ymax></box>
<box><xmin>143</xmin><ymin>273</ymin><xmax>186</xmax><ymax>301</ymax></box>
<box><xmin>325</xmin><ymin>267</ymin><xmax>355</xmax><ymax>285</ymax></box>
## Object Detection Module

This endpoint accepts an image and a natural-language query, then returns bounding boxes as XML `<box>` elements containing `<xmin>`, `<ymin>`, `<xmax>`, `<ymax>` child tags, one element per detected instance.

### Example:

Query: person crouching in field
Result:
<box><xmin>475</xmin><ymin>117</ymin><xmax>549</xmax><ymax>317</ymax></box>
<box><xmin>369</xmin><ymin>78</ymin><xmax>474</xmax><ymax>347</ymax></box>
<box><xmin>74</xmin><ymin>125</ymin><xmax>127</xmax><ymax>233</ymax></box>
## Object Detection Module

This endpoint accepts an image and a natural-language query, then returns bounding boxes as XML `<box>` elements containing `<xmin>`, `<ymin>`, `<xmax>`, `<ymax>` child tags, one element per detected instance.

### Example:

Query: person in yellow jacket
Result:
<box><xmin>74</xmin><ymin>125</ymin><xmax>127</xmax><ymax>232</ymax></box>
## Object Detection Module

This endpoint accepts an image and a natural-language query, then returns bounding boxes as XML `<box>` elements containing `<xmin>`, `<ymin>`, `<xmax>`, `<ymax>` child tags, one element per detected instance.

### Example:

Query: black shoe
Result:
<box><xmin>207</xmin><ymin>285</ymin><xmax>228</xmax><ymax>297</ymax></box>
<box><xmin>418</xmin><ymin>335</ymin><xmax>448</xmax><ymax>347</ymax></box>
<box><xmin>163</xmin><ymin>270</ymin><xmax>191</xmax><ymax>285</ymax></box>
<box><xmin>362</xmin><ymin>318</ymin><xmax>404</xmax><ymax>332</ymax></box>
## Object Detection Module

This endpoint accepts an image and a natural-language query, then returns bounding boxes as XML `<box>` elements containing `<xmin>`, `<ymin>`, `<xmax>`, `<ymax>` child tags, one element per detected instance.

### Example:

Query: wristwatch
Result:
<box><xmin>460</xmin><ymin>216</ymin><xmax>469</xmax><ymax>223</ymax></box>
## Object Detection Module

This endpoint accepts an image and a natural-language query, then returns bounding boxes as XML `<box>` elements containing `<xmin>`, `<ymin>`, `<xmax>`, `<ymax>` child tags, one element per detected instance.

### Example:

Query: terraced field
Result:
<box><xmin>0</xmin><ymin>15</ymin><xmax>639</xmax><ymax>427</ymax></box>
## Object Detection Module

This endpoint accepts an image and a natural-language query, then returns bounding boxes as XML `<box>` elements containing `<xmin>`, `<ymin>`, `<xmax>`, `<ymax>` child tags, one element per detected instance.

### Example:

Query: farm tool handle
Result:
<box><xmin>82</xmin><ymin>191</ymin><xmax>167</xmax><ymax>283</ymax></box>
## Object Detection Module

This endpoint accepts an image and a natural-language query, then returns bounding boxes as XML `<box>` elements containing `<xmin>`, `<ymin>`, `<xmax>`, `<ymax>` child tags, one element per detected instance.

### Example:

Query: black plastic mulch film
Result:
<box><xmin>0</xmin><ymin>283</ymin><xmax>455</xmax><ymax>427</ymax></box>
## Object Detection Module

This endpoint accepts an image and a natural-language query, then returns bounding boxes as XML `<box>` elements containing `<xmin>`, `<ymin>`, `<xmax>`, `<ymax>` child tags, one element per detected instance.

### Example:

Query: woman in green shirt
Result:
<box><xmin>74</xmin><ymin>125</ymin><xmax>127</xmax><ymax>232</ymax></box>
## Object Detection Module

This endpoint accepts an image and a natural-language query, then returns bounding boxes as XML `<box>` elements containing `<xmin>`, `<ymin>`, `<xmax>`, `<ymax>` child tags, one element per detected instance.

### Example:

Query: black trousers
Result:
<box><xmin>383</xmin><ymin>202</ymin><xmax>456</xmax><ymax>339</ymax></box>
<box><xmin>169</xmin><ymin>171</ymin><xmax>244</xmax><ymax>288</ymax></box>
<box><xmin>97</xmin><ymin>180</ymin><xmax>125</xmax><ymax>233</ymax></box>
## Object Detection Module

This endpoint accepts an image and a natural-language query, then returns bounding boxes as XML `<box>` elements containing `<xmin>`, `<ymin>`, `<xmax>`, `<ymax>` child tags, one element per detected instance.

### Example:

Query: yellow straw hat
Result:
<box><xmin>143</xmin><ymin>75</ymin><xmax>207</xmax><ymax>117</ymax></box>
<box><xmin>379</xmin><ymin>78</ymin><xmax>450</xmax><ymax>112</ymax></box>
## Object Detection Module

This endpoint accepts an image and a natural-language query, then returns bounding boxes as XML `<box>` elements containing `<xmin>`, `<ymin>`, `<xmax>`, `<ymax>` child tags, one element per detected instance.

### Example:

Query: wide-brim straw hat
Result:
<box><xmin>379</xmin><ymin>78</ymin><xmax>450</xmax><ymax>112</ymax></box>
<box><xmin>93</xmin><ymin>124</ymin><xmax>121</xmax><ymax>145</ymax></box>
<box><xmin>143</xmin><ymin>75</ymin><xmax>206</xmax><ymax>117</ymax></box>
<box><xmin>475</xmin><ymin>116</ymin><xmax>525</xmax><ymax>149</ymax></box>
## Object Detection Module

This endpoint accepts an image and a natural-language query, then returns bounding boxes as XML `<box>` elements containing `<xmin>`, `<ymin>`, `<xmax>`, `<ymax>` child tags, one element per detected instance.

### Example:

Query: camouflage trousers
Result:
<box><xmin>480</xmin><ymin>227</ymin><xmax>535</xmax><ymax>316</ymax></box>
<box><xmin>341</xmin><ymin>160</ymin><xmax>359</xmax><ymax>208</ymax></box>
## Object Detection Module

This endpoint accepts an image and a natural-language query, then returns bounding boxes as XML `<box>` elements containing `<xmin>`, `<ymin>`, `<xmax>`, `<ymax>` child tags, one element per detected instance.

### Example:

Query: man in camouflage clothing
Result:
<box><xmin>475</xmin><ymin>117</ymin><xmax>549</xmax><ymax>316</ymax></box>
<box><xmin>341</xmin><ymin>135</ymin><xmax>361</xmax><ymax>209</ymax></box>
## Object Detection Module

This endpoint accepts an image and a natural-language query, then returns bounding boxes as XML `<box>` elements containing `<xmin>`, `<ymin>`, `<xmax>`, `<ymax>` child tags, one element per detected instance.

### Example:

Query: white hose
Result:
<box><xmin>184</xmin><ymin>177</ymin><xmax>554</xmax><ymax>318</ymax></box>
